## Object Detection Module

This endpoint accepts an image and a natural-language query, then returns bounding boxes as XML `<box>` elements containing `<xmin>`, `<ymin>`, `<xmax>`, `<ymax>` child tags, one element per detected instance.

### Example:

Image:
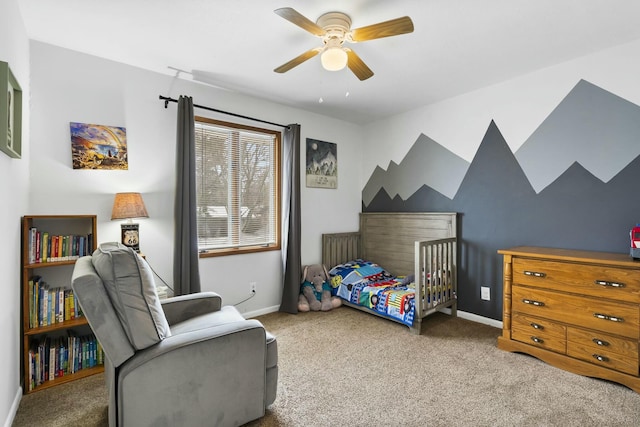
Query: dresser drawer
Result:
<box><xmin>512</xmin><ymin>313</ymin><xmax>566</xmax><ymax>353</ymax></box>
<box><xmin>513</xmin><ymin>258</ymin><xmax>640</xmax><ymax>303</ymax></box>
<box><xmin>567</xmin><ymin>328</ymin><xmax>639</xmax><ymax>375</ymax></box>
<box><xmin>512</xmin><ymin>286</ymin><xmax>640</xmax><ymax>339</ymax></box>
<box><xmin>512</xmin><ymin>312</ymin><xmax>566</xmax><ymax>338</ymax></box>
<box><xmin>567</xmin><ymin>327</ymin><xmax>638</xmax><ymax>359</ymax></box>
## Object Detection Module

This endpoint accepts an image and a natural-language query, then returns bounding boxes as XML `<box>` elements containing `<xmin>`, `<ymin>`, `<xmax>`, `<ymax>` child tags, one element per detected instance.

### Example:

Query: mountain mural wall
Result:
<box><xmin>362</xmin><ymin>80</ymin><xmax>640</xmax><ymax>321</ymax></box>
<box><xmin>516</xmin><ymin>79</ymin><xmax>640</xmax><ymax>193</ymax></box>
<box><xmin>362</xmin><ymin>133</ymin><xmax>470</xmax><ymax>204</ymax></box>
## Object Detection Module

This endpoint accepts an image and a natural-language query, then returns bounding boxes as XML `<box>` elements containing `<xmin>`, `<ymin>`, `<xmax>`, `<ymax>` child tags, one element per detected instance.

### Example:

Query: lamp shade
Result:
<box><xmin>111</xmin><ymin>192</ymin><xmax>149</xmax><ymax>220</ymax></box>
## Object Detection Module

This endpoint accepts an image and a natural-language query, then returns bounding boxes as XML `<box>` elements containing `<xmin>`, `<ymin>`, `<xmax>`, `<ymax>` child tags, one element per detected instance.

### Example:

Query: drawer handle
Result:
<box><xmin>595</xmin><ymin>280</ymin><xmax>625</xmax><ymax>288</ymax></box>
<box><xmin>592</xmin><ymin>354</ymin><xmax>609</xmax><ymax>363</ymax></box>
<box><xmin>522</xmin><ymin>298</ymin><xmax>545</xmax><ymax>307</ymax></box>
<box><xmin>530</xmin><ymin>322</ymin><xmax>544</xmax><ymax>330</ymax></box>
<box><xmin>524</xmin><ymin>270</ymin><xmax>546</xmax><ymax>278</ymax></box>
<box><xmin>592</xmin><ymin>338</ymin><xmax>610</xmax><ymax>347</ymax></box>
<box><xmin>593</xmin><ymin>313</ymin><xmax>624</xmax><ymax>323</ymax></box>
<box><xmin>531</xmin><ymin>336</ymin><xmax>544</xmax><ymax>344</ymax></box>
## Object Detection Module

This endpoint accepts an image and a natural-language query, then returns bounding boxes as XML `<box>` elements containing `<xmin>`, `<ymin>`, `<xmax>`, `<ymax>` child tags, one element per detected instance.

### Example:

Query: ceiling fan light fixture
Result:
<box><xmin>274</xmin><ymin>8</ymin><xmax>413</xmax><ymax>80</ymax></box>
<box><xmin>321</xmin><ymin>47</ymin><xmax>348</xmax><ymax>71</ymax></box>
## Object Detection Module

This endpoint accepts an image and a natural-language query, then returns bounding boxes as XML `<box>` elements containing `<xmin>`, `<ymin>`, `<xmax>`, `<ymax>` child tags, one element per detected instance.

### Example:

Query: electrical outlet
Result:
<box><xmin>250</xmin><ymin>282</ymin><xmax>257</xmax><ymax>294</ymax></box>
<box><xmin>481</xmin><ymin>286</ymin><xmax>491</xmax><ymax>301</ymax></box>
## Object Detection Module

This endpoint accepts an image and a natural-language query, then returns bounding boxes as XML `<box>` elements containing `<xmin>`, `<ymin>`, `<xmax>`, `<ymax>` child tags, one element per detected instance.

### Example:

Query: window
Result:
<box><xmin>195</xmin><ymin>117</ymin><xmax>281</xmax><ymax>256</ymax></box>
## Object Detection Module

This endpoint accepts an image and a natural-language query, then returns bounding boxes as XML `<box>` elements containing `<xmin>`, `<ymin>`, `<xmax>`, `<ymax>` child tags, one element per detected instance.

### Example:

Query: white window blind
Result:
<box><xmin>195</xmin><ymin>118</ymin><xmax>280</xmax><ymax>252</ymax></box>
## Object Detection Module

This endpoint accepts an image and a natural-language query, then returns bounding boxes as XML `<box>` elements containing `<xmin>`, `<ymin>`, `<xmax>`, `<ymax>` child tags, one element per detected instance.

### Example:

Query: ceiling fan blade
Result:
<box><xmin>274</xmin><ymin>48</ymin><xmax>322</xmax><ymax>73</ymax></box>
<box><xmin>350</xmin><ymin>16</ymin><xmax>414</xmax><ymax>42</ymax></box>
<box><xmin>345</xmin><ymin>49</ymin><xmax>374</xmax><ymax>81</ymax></box>
<box><xmin>274</xmin><ymin>7</ymin><xmax>325</xmax><ymax>37</ymax></box>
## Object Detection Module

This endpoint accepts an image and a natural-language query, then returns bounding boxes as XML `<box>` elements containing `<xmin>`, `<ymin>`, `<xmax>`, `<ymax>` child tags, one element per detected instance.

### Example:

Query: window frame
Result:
<box><xmin>195</xmin><ymin>116</ymin><xmax>282</xmax><ymax>258</ymax></box>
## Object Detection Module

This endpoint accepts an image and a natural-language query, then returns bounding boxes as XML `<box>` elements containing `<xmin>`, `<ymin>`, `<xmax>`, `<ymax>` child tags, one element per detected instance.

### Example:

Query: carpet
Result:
<box><xmin>12</xmin><ymin>307</ymin><xmax>640</xmax><ymax>426</ymax></box>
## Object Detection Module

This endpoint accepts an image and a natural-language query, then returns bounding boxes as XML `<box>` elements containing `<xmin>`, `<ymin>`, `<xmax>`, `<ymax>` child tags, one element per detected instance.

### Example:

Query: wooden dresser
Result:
<box><xmin>497</xmin><ymin>246</ymin><xmax>640</xmax><ymax>393</ymax></box>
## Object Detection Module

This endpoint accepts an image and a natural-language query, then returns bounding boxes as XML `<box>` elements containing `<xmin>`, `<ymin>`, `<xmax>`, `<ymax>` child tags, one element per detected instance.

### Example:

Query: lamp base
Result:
<box><xmin>121</xmin><ymin>223</ymin><xmax>140</xmax><ymax>252</ymax></box>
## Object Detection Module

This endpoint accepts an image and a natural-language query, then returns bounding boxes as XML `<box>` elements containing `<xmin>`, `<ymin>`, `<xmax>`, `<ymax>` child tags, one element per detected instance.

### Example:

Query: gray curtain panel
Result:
<box><xmin>280</xmin><ymin>124</ymin><xmax>301</xmax><ymax>313</ymax></box>
<box><xmin>173</xmin><ymin>95</ymin><xmax>201</xmax><ymax>295</ymax></box>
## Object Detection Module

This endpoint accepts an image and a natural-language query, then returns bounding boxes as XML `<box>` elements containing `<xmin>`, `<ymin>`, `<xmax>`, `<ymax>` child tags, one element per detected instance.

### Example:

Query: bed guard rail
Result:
<box><xmin>414</xmin><ymin>237</ymin><xmax>457</xmax><ymax>316</ymax></box>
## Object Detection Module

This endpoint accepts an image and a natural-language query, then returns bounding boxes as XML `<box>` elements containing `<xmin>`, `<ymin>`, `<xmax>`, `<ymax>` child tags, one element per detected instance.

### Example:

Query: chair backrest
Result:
<box><xmin>90</xmin><ymin>242</ymin><xmax>171</xmax><ymax>350</ymax></box>
<box><xmin>71</xmin><ymin>242</ymin><xmax>172</xmax><ymax>366</ymax></box>
<box><xmin>72</xmin><ymin>256</ymin><xmax>135</xmax><ymax>367</ymax></box>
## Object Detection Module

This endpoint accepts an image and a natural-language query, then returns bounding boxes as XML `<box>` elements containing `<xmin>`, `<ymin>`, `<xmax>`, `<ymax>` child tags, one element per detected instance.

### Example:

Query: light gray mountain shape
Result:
<box><xmin>362</xmin><ymin>133</ymin><xmax>470</xmax><ymax>206</ymax></box>
<box><xmin>515</xmin><ymin>79</ymin><xmax>640</xmax><ymax>193</ymax></box>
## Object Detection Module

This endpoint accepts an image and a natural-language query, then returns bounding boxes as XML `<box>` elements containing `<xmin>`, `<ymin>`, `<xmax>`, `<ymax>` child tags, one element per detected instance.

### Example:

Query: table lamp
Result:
<box><xmin>111</xmin><ymin>192</ymin><xmax>149</xmax><ymax>252</ymax></box>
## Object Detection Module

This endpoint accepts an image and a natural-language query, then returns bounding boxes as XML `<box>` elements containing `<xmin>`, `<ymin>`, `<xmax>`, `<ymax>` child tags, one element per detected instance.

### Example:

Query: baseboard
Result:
<box><xmin>4</xmin><ymin>385</ymin><xmax>22</xmax><ymax>427</ymax></box>
<box><xmin>440</xmin><ymin>307</ymin><xmax>503</xmax><ymax>329</ymax></box>
<box><xmin>244</xmin><ymin>304</ymin><xmax>280</xmax><ymax>319</ymax></box>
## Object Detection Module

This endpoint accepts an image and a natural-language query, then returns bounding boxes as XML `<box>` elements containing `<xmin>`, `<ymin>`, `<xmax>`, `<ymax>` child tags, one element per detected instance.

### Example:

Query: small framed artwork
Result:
<box><xmin>0</xmin><ymin>61</ymin><xmax>22</xmax><ymax>159</ymax></box>
<box><xmin>121</xmin><ymin>223</ymin><xmax>141</xmax><ymax>252</ymax></box>
<box><xmin>306</xmin><ymin>138</ymin><xmax>337</xmax><ymax>189</ymax></box>
<box><xmin>70</xmin><ymin>122</ymin><xmax>128</xmax><ymax>170</ymax></box>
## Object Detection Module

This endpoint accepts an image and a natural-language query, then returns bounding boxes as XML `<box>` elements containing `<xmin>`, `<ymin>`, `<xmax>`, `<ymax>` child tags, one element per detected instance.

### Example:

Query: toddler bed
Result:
<box><xmin>322</xmin><ymin>212</ymin><xmax>457</xmax><ymax>334</ymax></box>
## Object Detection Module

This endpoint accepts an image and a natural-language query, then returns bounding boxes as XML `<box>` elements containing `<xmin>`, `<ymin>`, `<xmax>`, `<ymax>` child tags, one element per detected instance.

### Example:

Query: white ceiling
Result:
<box><xmin>17</xmin><ymin>0</ymin><xmax>640</xmax><ymax>124</ymax></box>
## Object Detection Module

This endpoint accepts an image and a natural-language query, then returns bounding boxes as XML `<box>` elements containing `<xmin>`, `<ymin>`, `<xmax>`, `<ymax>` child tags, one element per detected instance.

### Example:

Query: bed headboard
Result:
<box><xmin>322</xmin><ymin>212</ymin><xmax>457</xmax><ymax>276</ymax></box>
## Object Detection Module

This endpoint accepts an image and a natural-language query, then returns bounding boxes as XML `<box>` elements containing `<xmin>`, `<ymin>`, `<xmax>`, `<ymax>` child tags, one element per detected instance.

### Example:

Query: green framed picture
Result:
<box><xmin>0</xmin><ymin>61</ymin><xmax>22</xmax><ymax>159</ymax></box>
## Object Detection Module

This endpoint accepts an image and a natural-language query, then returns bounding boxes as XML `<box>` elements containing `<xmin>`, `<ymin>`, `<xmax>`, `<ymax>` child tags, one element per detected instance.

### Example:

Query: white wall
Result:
<box><xmin>28</xmin><ymin>41</ymin><xmax>363</xmax><ymax>317</ymax></box>
<box><xmin>0</xmin><ymin>0</ymin><xmax>30</xmax><ymax>424</ymax></box>
<box><xmin>362</xmin><ymin>38</ymin><xmax>640</xmax><ymax>181</ymax></box>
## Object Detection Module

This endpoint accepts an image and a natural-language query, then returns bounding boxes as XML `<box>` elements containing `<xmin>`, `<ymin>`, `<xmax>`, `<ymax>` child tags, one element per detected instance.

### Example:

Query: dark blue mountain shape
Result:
<box><xmin>535</xmin><ymin>156</ymin><xmax>640</xmax><ymax>253</ymax></box>
<box><xmin>516</xmin><ymin>79</ymin><xmax>640</xmax><ymax>193</ymax></box>
<box><xmin>364</xmin><ymin>118</ymin><xmax>640</xmax><ymax>321</ymax></box>
<box><xmin>362</xmin><ymin>133</ymin><xmax>469</xmax><ymax>206</ymax></box>
<box><xmin>366</xmin><ymin>183</ymin><xmax>455</xmax><ymax>212</ymax></box>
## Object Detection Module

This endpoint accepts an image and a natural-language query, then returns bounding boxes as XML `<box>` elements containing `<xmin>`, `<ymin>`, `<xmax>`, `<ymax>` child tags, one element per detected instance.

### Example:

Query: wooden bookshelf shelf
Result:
<box><xmin>24</xmin><ymin>317</ymin><xmax>91</xmax><ymax>336</ymax></box>
<box><xmin>26</xmin><ymin>366</ymin><xmax>104</xmax><ymax>393</ymax></box>
<box><xmin>25</xmin><ymin>259</ymin><xmax>80</xmax><ymax>269</ymax></box>
<box><xmin>21</xmin><ymin>215</ymin><xmax>103</xmax><ymax>394</ymax></box>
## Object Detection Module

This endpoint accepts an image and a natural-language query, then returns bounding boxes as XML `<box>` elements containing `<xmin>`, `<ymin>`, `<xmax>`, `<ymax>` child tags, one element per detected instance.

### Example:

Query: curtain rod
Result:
<box><xmin>159</xmin><ymin>95</ymin><xmax>289</xmax><ymax>129</ymax></box>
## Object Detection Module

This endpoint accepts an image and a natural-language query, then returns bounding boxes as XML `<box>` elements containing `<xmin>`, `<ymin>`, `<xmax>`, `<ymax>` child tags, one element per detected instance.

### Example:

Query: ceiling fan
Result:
<box><xmin>273</xmin><ymin>7</ymin><xmax>414</xmax><ymax>81</ymax></box>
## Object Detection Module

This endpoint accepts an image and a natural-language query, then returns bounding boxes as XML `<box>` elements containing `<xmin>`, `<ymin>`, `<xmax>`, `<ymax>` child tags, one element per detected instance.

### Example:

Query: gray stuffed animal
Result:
<box><xmin>298</xmin><ymin>264</ymin><xmax>341</xmax><ymax>312</ymax></box>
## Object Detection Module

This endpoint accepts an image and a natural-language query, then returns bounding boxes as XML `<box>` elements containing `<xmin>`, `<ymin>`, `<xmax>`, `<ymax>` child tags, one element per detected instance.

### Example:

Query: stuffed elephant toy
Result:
<box><xmin>298</xmin><ymin>264</ymin><xmax>341</xmax><ymax>312</ymax></box>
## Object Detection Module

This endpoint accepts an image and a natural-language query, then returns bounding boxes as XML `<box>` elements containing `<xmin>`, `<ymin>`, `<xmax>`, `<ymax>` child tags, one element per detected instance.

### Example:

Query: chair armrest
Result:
<box><xmin>160</xmin><ymin>292</ymin><xmax>222</xmax><ymax>325</ymax></box>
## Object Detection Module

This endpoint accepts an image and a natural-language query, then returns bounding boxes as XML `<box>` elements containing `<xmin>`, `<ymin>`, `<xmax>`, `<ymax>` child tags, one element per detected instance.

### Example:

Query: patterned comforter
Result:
<box><xmin>328</xmin><ymin>259</ymin><xmax>415</xmax><ymax>326</ymax></box>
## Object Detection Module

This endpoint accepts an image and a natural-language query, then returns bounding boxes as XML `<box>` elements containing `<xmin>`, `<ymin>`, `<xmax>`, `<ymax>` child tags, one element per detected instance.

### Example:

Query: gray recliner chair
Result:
<box><xmin>71</xmin><ymin>242</ymin><xmax>278</xmax><ymax>427</ymax></box>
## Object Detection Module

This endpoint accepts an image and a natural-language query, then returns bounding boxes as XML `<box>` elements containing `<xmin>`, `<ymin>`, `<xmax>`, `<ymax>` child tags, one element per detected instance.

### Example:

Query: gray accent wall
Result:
<box><xmin>363</xmin><ymin>80</ymin><xmax>640</xmax><ymax>321</ymax></box>
<box><xmin>516</xmin><ymin>79</ymin><xmax>640</xmax><ymax>193</ymax></box>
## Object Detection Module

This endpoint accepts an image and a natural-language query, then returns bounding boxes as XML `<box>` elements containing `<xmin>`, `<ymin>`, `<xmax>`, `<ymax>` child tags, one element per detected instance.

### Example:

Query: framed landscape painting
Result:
<box><xmin>306</xmin><ymin>138</ymin><xmax>337</xmax><ymax>189</ymax></box>
<box><xmin>70</xmin><ymin>122</ymin><xmax>128</xmax><ymax>170</ymax></box>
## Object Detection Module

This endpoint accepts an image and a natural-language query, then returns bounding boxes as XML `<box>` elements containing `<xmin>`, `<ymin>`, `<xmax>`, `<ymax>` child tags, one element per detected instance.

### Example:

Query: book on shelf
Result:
<box><xmin>39</xmin><ymin>281</ymin><xmax>47</xmax><ymax>327</ymax></box>
<box><xmin>35</xmin><ymin>231</ymin><xmax>41</xmax><ymax>263</ymax></box>
<box><xmin>29</xmin><ymin>227</ymin><xmax>36</xmax><ymax>264</ymax></box>
<box><xmin>51</xmin><ymin>235</ymin><xmax>57</xmax><ymax>262</ymax></box>
<box><xmin>28</xmin><ymin>276</ymin><xmax>83</xmax><ymax>329</ymax></box>
<box><xmin>28</xmin><ymin>277</ymin><xmax>36</xmax><ymax>328</ymax></box>
<box><xmin>27</xmin><ymin>332</ymin><xmax>103</xmax><ymax>391</ymax></box>
<box><xmin>41</xmin><ymin>232</ymin><xmax>49</xmax><ymax>263</ymax></box>
<box><xmin>49</xmin><ymin>343</ymin><xmax>55</xmax><ymax>381</ymax></box>
<box><xmin>27</xmin><ymin>227</ymin><xmax>94</xmax><ymax>265</ymax></box>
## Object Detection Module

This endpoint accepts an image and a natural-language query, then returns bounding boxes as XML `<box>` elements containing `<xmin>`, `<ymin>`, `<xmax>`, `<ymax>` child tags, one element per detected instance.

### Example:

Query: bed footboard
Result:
<box><xmin>413</xmin><ymin>237</ymin><xmax>457</xmax><ymax>333</ymax></box>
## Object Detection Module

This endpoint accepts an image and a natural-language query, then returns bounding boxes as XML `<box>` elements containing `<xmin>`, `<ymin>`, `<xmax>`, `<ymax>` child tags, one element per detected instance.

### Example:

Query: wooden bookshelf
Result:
<box><xmin>21</xmin><ymin>215</ymin><xmax>103</xmax><ymax>393</ymax></box>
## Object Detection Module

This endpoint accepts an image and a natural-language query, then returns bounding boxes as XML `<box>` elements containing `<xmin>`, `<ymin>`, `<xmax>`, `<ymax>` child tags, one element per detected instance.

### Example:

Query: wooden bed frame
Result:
<box><xmin>322</xmin><ymin>212</ymin><xmax>458</xmax><ymax>334</ymax></box>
